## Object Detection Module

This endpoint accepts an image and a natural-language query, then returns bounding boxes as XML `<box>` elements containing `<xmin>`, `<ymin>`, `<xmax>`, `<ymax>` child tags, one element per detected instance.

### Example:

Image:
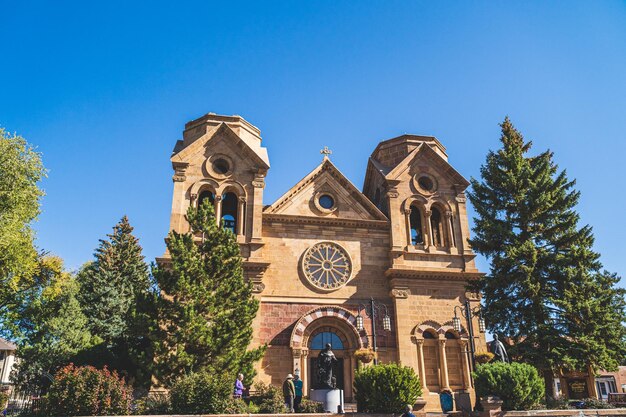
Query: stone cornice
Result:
<box><xmin>385</xmin><ymin>267</ymin><xmax>484</xmax><ymax>281</ymax></box>
<box><xmin>263</xmin><ymin>213</ymin><xmax>390</xmax><ymax>230</ymax></box>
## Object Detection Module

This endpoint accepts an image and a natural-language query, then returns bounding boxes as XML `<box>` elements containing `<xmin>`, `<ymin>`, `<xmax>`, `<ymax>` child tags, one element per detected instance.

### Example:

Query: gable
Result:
<box><xmin>265</xmin><ymin>158</ymin><xmax>388</xmax><ymax>221</ymax></box>
<box><xmin>386</xmin><ymin>143</ymin><xmax>469</xmax><ymax>190</ymax></box>
<box><xmin>171</xmin><ymin>122</ymin><xmax>270</xmax><ymax>169</ymax></box>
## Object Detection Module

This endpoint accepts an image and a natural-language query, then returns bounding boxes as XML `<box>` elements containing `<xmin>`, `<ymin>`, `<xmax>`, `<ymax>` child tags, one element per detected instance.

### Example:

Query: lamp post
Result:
<box><xmin>452</xmin><ymin>300</ymin><xmax>485</xmax><ymax>373</ymax></box>
<box><xmin>356</xmin><ymin>298</ymin><xmax>391</xmax><ymax>365</ymax></box>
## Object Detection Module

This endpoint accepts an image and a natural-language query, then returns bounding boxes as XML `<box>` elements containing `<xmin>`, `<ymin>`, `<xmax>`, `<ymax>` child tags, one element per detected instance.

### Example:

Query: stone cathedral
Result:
<box><xmin>163</xmin><ymin>113</ymin><xmax>487</xmax><ymax>411</ymax></box>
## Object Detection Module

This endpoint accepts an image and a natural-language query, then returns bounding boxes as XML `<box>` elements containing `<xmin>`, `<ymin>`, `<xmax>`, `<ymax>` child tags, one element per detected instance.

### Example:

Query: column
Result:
<box><xmin>404</xmin><ymin>208</ymin><xmax>412</xmax><ymax>246</ymax></box>
<box><xmin>214</xmin><ymin>195</ymin><xmax>223</xmax><ymax>225</ymax></box>
<box><xmin>439</xmin><ymin>339</ymin><xmax>450</xmax><ymax>390</ymax></box>
<box><xmin>387</xmin><ymin>186</ymin><xmax>403</xmax><ymax>251</ymax></box>
<box><xmin>425</xmin><ymin>210</ymin><xmax>433</xmax><ymax>249</ymax></box>
<box><xmin>446</xmin><ymin>211</ymin><xmax>456</xmax><ymax>248</ymax></box>
<box><xmin>251</xmin><ymin>173</ymin><xmax>266</xmax><ymax>244</ymax></box>
<box><xmin>301</xmin><ymin>349</ymin><xmax>309</xmax><ymax>396</ymax></box>
<box><xmin>416</xmin><ymin>339</ymin><xmax>428</xmax><ymax>392</ymax></box>
<box><xmin>459</xmin><ymin>340</ymin><xmax>472</xmax><ymax>389</ymax></box>
<box><xmin>237</xmin><ymin>197</ymin><xmax>246</xmax><ymax>236</ymax></box>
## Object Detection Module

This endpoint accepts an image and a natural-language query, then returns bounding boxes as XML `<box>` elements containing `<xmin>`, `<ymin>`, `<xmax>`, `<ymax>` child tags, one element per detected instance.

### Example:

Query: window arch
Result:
<box><xmin>422</xmin><ymin>329</ymin><xmax>437</xmax><ymax>339</ymax></box>
<box><xmin>410</xmin><ymin>205</ymin><xmax>424</xmax><ymax>245</ymax></box>
<box><xmin>221</xmin><ymin>192</ymin><xmax>238</xmax><ymax>233</ymax></box>
<box><xmin>430</xmin><ymin>207</ymin><xmax>445</xmax><ymax>247</ymax></box>
<box><xmin>198</xmin><ymin>189</ymin><xmax>215</xmax><ymax>208</ymax></box>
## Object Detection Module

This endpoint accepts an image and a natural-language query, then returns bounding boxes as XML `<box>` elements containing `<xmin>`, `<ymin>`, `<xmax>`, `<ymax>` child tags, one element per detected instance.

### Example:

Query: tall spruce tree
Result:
<box><xmin>152</xmin><ymin>200</ymin><xmax>265</xmax><ymax>386</ymax></box>
<box><xmin>468</xmin><ymin>118</ymin><xmax>626</xmax><ymax>381</ymax></box>
<box><xmin>76</xmin><ymin>216</ymin><xmax>153</xmax><ymax>385</ymax></box>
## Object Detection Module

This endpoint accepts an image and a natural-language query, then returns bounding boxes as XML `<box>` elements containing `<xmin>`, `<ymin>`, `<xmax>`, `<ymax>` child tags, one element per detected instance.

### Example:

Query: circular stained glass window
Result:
<box><xmin>319</xmin><ymin>194</ymin><xmax>335</xmax><ymax>209</ymax></box>
<box><xmin>302</xmin><ymin>242</ymin><xmax>352</xmax><ymax>290</ymax></box>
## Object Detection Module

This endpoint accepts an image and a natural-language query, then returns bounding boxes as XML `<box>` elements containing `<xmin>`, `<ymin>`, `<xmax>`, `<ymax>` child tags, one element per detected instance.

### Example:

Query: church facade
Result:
<box><xmin>163</xmin><ymin>113</ymin><xmax>487</xmax><ymax>410</ymax></box>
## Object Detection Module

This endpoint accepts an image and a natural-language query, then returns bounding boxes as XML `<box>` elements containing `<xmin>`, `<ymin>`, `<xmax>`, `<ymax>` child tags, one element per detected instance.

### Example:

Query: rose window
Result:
<box><xmin>302</xmin><ymin>242</ymin><xmax>352</xmax><ymax>290</ymax></box>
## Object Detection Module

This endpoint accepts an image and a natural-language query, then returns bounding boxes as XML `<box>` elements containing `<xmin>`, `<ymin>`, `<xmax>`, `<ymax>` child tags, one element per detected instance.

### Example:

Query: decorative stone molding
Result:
<box><xmin>386</xmin><ymin>189</ymin><xmax>399</xmax><ymax>198</ymax></box>
<box><xmin>238</xmin><ymin>196</ymin><xmax>247</xmax><ymax>203</ymax></box>
<box><xmin>445</xmin><ymin>210</ymin><xmax>453</xmax><ymax>218</ymax></box>
<box><xmin>190</xmin><ymin>193</ymin><xmax>198</xmax><ymax>202</ymax></box>
<box><xmin>252</xmin><ymin>282</ymin><xmax>265</xmax><ymax>293</ymax></box>
<box><xmin>290</xmin><ymin>306</ymin><xmax>368</xmax><ymax>349</ymax></box>
<box><xmin>390</xmin><ymin>287</ymin><xmax>410</xmax><ymax>299</ymax></box>
<box><xmin>172</xmin><ymin>163</ymin><xmax>189</xmax><ymax>182</ymax></box>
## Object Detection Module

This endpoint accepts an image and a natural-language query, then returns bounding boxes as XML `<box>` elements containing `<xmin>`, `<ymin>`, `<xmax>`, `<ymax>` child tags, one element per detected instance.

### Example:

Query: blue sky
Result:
<box><xmin>1</xmin><ymin>1</ymin><xmax>625</xmax><ymax>287</ymax></box>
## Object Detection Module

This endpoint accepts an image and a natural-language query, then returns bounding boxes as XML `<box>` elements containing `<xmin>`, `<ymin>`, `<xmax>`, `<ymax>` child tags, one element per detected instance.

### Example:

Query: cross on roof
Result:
<box><xmin>320</xmin><ymin>146</ymin><xmax>332</xmax><ymax>159</ymax></box>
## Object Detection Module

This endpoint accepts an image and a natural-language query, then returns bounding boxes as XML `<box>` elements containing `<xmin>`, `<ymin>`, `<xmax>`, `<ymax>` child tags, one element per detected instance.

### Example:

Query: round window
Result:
<box><xmin>302</xmin><ymin>242</ymin><xmax>352</xmax><ymax>290</ymax></box>
<box><xmin>418</xmin><ymin>176</ymin><xmax>435</xmax><ymax>192</ymax></box>
<box><xmin>318</xmin><ymin>194</ymin><xmax>335</xmax><ymax>209</ymax></box>
<box><xmin>212</xmin><ymin>158</ymin><xmax>230</xmax><ymax>175</ymax></box>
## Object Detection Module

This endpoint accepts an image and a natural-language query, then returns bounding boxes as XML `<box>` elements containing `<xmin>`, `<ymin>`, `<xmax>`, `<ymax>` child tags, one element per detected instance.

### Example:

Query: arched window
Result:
<box><xmin>431</xmin><ymin>208</ymin><xmax>445</xmax><ymax>247</ymax></box>
<box><xmin>445</xmin><ymin>331</ymin><xmax>458</xmax><ymax>340</ymax></box>
<box><xmin>422</xmin><ymin>330</ymin><xmax>437</xmax><ymax>339</ymax></box>
<box><xmin>198</xmin><ymin>190</ymin><xmax>215</xmax><ymax>207</ymax></box>
<box><xmin>221</xmin><ymin>192</ymin><xmax>238</xmax><ymax>233</ymax></box>
<box><xmin>410</xmin><ymin>206</ymin><xmax>424</xmax><ymax>245</ymax></box>
<box><xmin>310</xmin><ymin>332</ymin><xmax>344</xmax><ymax>350</ymax></box>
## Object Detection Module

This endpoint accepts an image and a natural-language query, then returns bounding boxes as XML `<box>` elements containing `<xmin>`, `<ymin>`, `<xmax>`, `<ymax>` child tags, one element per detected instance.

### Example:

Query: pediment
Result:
<box><xmin>171</xmin><ymin>123</ymin><xmax>270</xmax><ymax>169</ymax></box>
<box><xmin>386</xmin><ymin>143</ymin><xmax>469</xmax><ymax>190</ymax></box>
<box><xmin>265</xmin><ymin>158</ymin><xmax>388</xmax><ymax>221</ymax></box>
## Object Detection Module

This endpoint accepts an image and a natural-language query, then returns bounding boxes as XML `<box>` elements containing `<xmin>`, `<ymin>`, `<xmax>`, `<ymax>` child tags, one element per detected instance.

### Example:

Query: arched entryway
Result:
<box><xmin>290</xmin><ymin>306</ymin><xmax>367</xmax><ymax>402</ymax></box>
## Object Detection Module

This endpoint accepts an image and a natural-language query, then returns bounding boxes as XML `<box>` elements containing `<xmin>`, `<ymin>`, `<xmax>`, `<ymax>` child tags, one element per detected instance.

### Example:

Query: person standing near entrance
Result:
<box><xmin>283</xmin><ymin>374</ymin><xmax>295</xmax><ymax>413</ymax></box>
<box><xmin>293</xmin><ymin>374</ymin><xmax>303</xmax><ymax>412</ymax></box>
<box><xmin>233</xmin><ymin>373</ymin><xmax>244</xmax><ymax>399</ymax></box>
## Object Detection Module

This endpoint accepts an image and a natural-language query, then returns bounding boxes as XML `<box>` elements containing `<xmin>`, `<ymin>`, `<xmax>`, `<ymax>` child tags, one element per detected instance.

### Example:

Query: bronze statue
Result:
<box><xmin>491</xmin><ymin>333</ymin><xmax>509</xmax><ymax>363</ymax></box>
<box><xmin>316</xmin><ymin>343</ymin><xmax>337</xmax><ymax>389</ymax></box>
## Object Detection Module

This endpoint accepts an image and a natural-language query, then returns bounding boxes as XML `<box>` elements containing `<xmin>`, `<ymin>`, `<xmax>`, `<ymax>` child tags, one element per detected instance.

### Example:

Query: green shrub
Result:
<box><xmin>354</xmin><ymin>363</ymin><xmax>422</xmax><ymax>413</ymax></box>
<box><xmin>45</xmin><ymin>364</ymin><xmax>132</xmax><ymax>416</ymax></box>
<box><xmin>299</xmin><ymin>398</ymin><xmax>325</xmax><ymax>413</ymax></box>
<box><xmin>224</xmin><ymin>397</ymin><xmax>249</xmax><ymax>414</ymax></box>
<box><xmin>169</xmin><ymin>371</ymin><xmax>233</xmax><ymax>414</ymax></box>
<box><xmin>579</xmin><ymin>398</ymin><xmax>615</xmax><ymax>409</ymax></box>
<box><xmin>251</xmin><ymin>382</ymin><xmax>286</xmax><ymax>413</ymax></box>
<box><xmin>473</xmin><ymin>362</ymin><xmax>544</xmax><ymax>411</ymax></box>
<box><xmin>545</xmin><ymin>396</ymin><xmax>572</xmax><ymax>410</ymax></box>
<box><xmin>133</xmin><ymin>392</ymin><xmax>171</xmax><ymax>415</ymax></box>
<box><xmin>0</xmin><ymin>390</ymin><xmax>8</xmax><ymax>409</ymax></box>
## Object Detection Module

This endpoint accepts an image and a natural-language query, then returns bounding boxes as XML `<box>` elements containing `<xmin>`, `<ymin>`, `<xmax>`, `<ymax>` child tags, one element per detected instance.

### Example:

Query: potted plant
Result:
<box><xmin>354</xmin><ymin>348</ymin><xmax>376</xmax><ymax>363</ymax></box>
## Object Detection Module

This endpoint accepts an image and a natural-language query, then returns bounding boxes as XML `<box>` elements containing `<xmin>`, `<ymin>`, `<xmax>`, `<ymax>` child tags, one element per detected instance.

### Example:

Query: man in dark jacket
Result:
<box><xmin>282</xmin><ymin>374</ymin><xmax>295</xmax><ymax>413</ymax></box>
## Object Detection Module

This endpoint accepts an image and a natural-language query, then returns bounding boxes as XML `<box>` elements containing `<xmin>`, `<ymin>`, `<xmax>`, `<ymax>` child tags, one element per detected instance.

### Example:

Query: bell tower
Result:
<box><xmin>163</xmin><ymin>113</ymin><xmax>270</xmax><ymax>279</ymax></box>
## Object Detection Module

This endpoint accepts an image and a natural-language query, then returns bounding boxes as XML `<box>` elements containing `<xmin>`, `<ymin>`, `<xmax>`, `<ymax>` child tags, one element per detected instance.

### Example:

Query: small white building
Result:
<box><xmin>0</xmin><ymin>338</ymin><xmax>17</xmax><ymax>385</ymax></box>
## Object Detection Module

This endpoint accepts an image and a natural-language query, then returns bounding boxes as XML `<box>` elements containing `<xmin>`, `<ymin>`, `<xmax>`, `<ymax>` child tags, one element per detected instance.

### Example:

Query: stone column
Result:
<box><xmin>251</xmin><ymin>174</ymin><xmax>266</xmax><ymax>243</ymax></box>
<box><xmin>404</xmin><ymin>208</ymin><xmax>412</xmax><ymax>246</ymax></box>
<box><xmin>386</xmin><ymin>186</ymin><xmax>404</xmax><ymax>251</ymax></box>
<box><xmin>416</xmin><ymin>339</ymin><xmax>428</xmax><ymax>392</ymax></box>
<box><xmin>214</xmin><ymin>195</ymin><xmax>223</xmax><ymax>225</ymax></box>
<box><xmin>459</xmin><ymin>339</ymin><xmax>472</xmax><ymax>389</ymax></box>
<box><xmin>170</xmin><ymin>162</ymin><xmax>189</xmax><ymax>233</ymax></box>
<box><xmin>237</xmin><ymin>197</ymin><xmax>246</xmax><ymax>236</ymax></box>
<box><xmin>425</xmin><ymin>210</ymin><xmax>433</xmax><ymax>249</ymax></box>
<box><xmin>439</xmin><ymin>339</ymin><xmax>450</xmax><ymax>390</ymax></box>
<box><xmin>446</xmin><ymin>211</ymin><xmax>456</xmax><ymax>248</ymax></box>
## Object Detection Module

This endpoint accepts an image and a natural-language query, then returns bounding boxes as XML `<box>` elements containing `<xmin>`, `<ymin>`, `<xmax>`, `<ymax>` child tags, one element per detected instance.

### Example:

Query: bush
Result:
<box><xmin>354</xmin><ymin>363</ymin><xmax>422</xmax><ymax>413</ymax></box>
<box><xmin>545</xmin><ymin>396</ymin><xmax>572</xmax><ymax>410</ymax></box>
<box><xmin>578</xmin><ymin>398</ymin><xmax>615</xmax><ymax>409</ymax></box>
<box><xmin>133</xmin><ymin>392</ymin><xmax>171</xmax><ymax>415</ymax></box>
<box><xmin>169</xmin><ymin>371</ymin><xmax>233</xmax><ymax>414</ymax></box>
<box><xmin>475</xmin><ymin>352</ymin><xmax>495</xmax><ymax>364</ymax></box>
<box><xmin>45</xmin><ymin>364</ymin><xmax>132</xmax><ymax>416</ymax></box>
<box><xmin>0</xmin><ymin>390</ymin><xmax>8</xmax><ymax>409</ymax></box>
<box><xmin>251</xmin><ymin>382</ymin><xmax>286</xmax><ymax>413</ymax></box>
<box><xmin>473</xmin><ymin>362</ymin><xmax>544</xmax><ymax>411</ymax></box>
<box><xmin>299</xmin><ymin>398</ymin><xmax>325</xmax><ymax>413</ymax></box>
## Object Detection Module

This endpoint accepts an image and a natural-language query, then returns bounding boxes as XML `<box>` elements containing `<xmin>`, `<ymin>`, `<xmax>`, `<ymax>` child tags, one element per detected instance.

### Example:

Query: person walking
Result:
<box><xmin>293</xmin><ymin>374</ymin><xmax>303</xmax><ymax>412</ymax></box>
<box><xmin>282</xmin><ymin>374</ymin><xmax>296</xmax><ymax>413</ymax></box>
<box><xmin>233</xmin><ymin>373</ymin><xmax>244</xmax><ymax>399</ymax></box>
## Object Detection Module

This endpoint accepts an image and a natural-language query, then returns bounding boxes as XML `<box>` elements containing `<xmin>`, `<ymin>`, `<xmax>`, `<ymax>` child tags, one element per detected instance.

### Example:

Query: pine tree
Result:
<box><xmin>152</xmin><ymin>200</ymin><xmax>265</xmax><ymax>386</ymax></box>
<box><xmin>468</xmin><ymin>117</ymin><xmax>626</xmax><ymax>379</ymax></box>
<box><xmin>12</xmin><ymin>256</ymin><xmax>95</xmax><ymax>392</ymax></box>
<box><xmin>76</xmin><ymin>216</ymin><xmax>154</xmax><ymax>386</ymax></box>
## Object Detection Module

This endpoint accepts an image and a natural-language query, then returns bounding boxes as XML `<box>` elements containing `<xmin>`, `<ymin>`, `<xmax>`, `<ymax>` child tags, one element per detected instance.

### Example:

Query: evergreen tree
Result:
<box><xmin>76</xmin><ymin>216</ymin><xmax>154</xmax><ymax>386</ymax></box>
<box><xmin>152</xmin><ymin>200</ymin><xmax>265</xmax><ymax>387</ymax></box>
<box><xmin>12</xmin><ymin>256</ymin><xmax>95</xmax><ymax>392</ymax></box>
<box><xmin>468</xmin><ymin>118</ymin><xmax>626</xmax><ymax>379</ymax></box>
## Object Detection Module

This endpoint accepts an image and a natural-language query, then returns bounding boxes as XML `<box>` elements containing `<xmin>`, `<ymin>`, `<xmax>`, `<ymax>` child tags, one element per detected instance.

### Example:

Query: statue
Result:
<box><xmin>491</xmin><ymin>333</ymin><xmax>509</xmax><ymax>363</ymax></box>
<box><xmin>316</xmin><ymin>343</ymin><xmax>338</xmax><ymax>389</ymax></box>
